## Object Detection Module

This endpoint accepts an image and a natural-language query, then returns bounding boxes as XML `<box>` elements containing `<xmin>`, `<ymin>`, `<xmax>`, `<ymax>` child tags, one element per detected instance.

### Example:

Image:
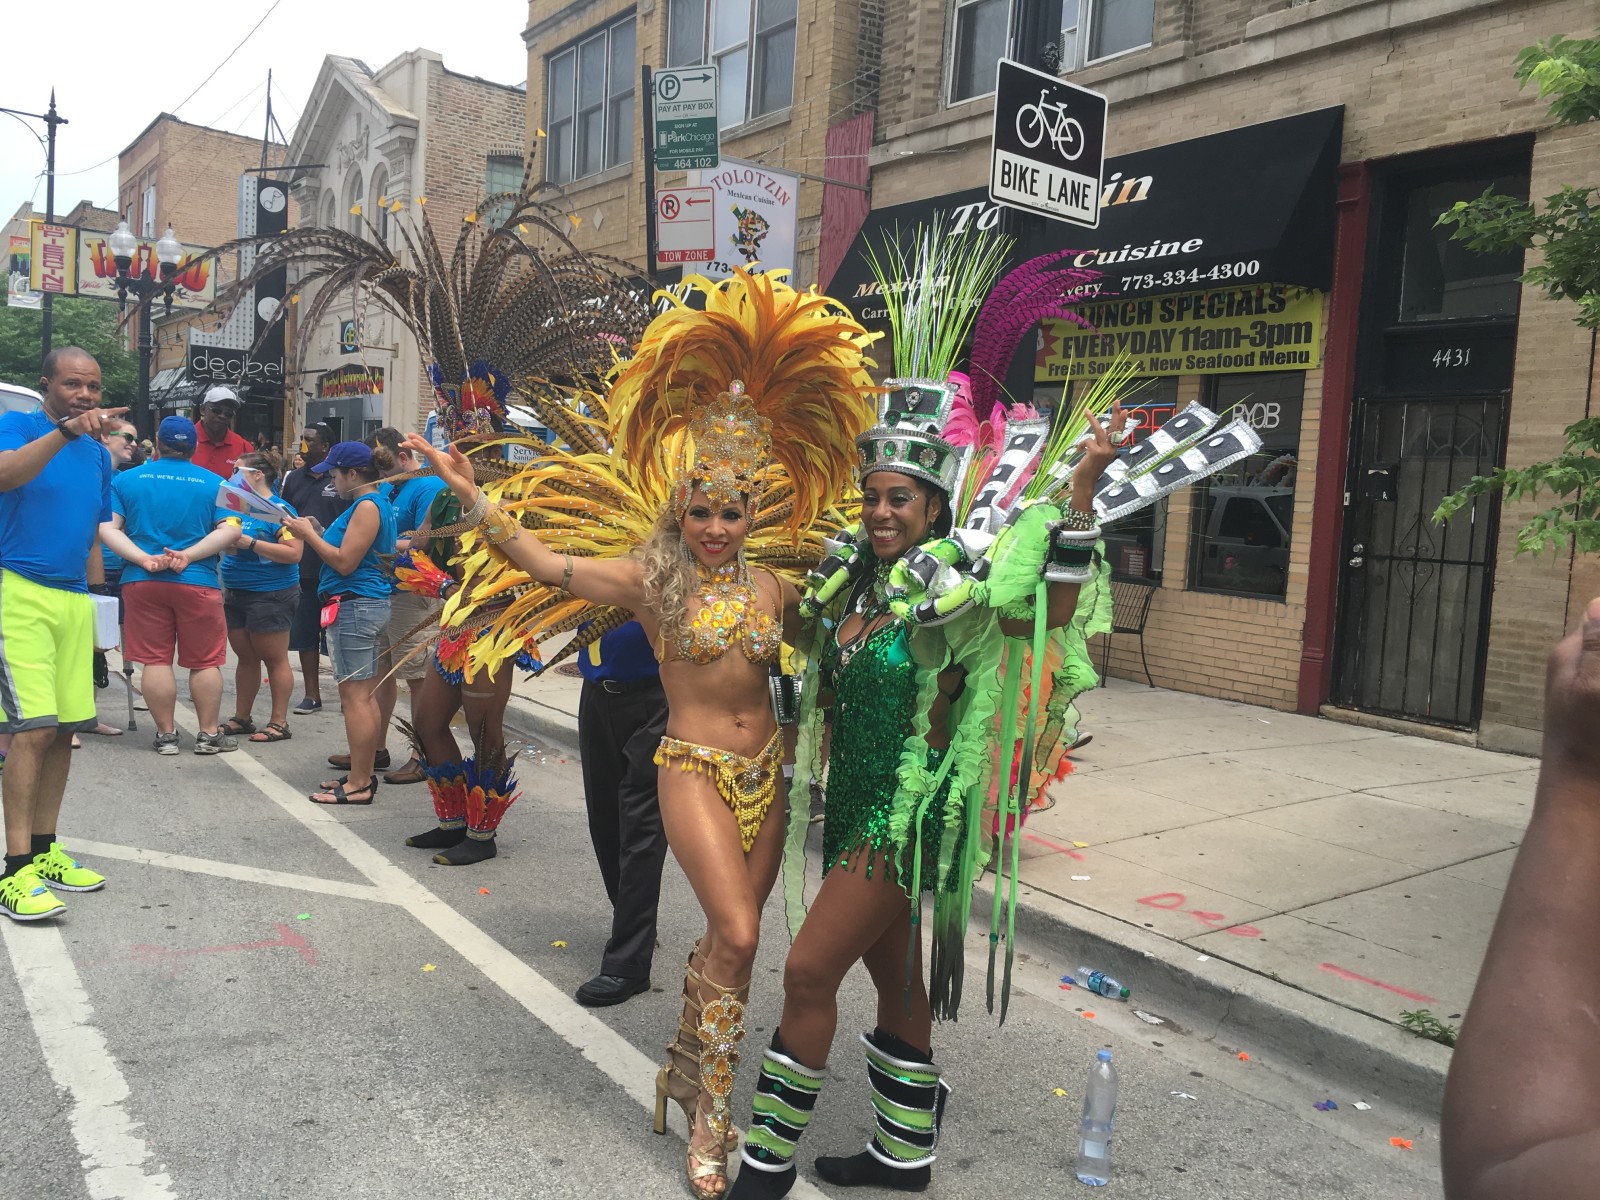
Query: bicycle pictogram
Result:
<box><xmin>1015</xmin><ymin>87</ymin><xmax>1086</xmax><ymax>162</ymax></box>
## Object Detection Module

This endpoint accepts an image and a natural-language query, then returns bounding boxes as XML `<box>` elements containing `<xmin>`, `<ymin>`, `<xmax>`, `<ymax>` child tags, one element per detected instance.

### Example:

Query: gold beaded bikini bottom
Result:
<box><xmin>655</xmin><ymin>730</ymin><xmax>783</xmax><ymax>852</ymax></box>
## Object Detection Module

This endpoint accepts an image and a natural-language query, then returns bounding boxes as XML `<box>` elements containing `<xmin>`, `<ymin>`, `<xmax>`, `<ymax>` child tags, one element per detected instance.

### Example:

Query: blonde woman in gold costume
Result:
<box><xmin>404</xmin><ymin>270</ymin><xmax>876</xmax><ymax>1199</ymax></box>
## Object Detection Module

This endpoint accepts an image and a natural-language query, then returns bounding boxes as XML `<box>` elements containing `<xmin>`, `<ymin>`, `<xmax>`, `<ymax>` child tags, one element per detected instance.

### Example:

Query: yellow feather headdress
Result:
<box><xmin>607</xmin><ymin>268</ymin><xmax>879</xmax><ymax>537</ymax></box>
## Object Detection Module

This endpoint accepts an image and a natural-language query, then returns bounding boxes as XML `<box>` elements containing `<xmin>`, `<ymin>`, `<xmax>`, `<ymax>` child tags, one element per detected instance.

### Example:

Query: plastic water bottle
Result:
<box><xmin>1076</xmin><ymin>966</ymin><xmax>1131</xmax><ymax>999</ymax></box>
<box><xmin>1075</xmin><ymin>1049</ymin><xmax>1118</xmax><ymax>1186</ymax></box>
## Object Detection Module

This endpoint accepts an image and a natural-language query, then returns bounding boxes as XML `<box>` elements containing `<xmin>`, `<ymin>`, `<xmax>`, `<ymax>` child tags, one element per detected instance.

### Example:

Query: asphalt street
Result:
<box><xmin>0</xmin><ymin>682</ymin><xmax>1446</xmax><ymax>1199</ymax></box>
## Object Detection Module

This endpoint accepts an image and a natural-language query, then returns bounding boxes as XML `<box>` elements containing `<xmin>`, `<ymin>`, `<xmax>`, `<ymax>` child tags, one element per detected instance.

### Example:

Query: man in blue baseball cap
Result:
<box><xmin>99</xmin><ymin>415</ymin><xmax>242</xmax><ymax>757</ymax></box>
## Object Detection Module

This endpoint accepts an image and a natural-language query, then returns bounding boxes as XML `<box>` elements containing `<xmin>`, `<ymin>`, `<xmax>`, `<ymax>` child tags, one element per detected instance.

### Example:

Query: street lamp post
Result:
<box><xmin>108</xmin><ymin>220</ymin><xmax>184</xmax><ymax>439</ymax></box>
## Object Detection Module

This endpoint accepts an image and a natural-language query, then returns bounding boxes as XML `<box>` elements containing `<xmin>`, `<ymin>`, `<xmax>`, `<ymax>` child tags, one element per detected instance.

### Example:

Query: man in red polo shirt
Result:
<box><xmin>191</xmin><ymin>386</ymin><xmax>254</xmax><ymax>478</ymax></box>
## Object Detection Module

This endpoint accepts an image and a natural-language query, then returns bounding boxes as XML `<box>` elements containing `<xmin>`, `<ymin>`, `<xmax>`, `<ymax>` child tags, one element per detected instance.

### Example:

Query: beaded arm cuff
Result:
<box><xmin>1059</xmin><ymin>504</ymin><xmax>1096</xmax><ymax>531</ymax></box>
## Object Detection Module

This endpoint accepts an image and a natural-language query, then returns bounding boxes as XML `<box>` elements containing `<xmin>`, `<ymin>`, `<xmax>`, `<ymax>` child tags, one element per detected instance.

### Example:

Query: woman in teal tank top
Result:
<box><xmin>283</xmin><ymin>441</ymin><xmax>398</xmax><ymax>804</ymax></box>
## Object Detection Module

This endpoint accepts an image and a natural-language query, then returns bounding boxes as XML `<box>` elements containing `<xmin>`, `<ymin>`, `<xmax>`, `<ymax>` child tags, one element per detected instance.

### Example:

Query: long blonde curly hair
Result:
<box><xmin>637</xmin><ymin>506</ymin><xmax>699</xmax><ymax>652</ymax></box>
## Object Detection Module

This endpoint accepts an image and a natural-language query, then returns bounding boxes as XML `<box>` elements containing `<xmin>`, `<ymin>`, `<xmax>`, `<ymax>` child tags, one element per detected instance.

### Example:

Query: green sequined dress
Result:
<box><xmin>783</xmin><ymin>591</ymin><xmax>1004</xmax><ymax>1020</ymax></box>
<box><xmin>820</xmin><ymin>620</ymin><xmax>961</xmax><ymax>893</ymax></box>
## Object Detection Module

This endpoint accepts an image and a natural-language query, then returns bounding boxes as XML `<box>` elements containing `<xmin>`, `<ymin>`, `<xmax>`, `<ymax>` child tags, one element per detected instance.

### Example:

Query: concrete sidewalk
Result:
<box><xmin>505</xmin><ymin>668</ymin><xmax>1532</xmax><ymax>1109</ymax></box>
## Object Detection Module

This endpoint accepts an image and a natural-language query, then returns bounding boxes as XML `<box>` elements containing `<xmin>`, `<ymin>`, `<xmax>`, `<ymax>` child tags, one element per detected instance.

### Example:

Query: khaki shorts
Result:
<box><xmin>387</xmin><ymin>590</ymin><xmax>442</xmax><ymax>680</ymax></box>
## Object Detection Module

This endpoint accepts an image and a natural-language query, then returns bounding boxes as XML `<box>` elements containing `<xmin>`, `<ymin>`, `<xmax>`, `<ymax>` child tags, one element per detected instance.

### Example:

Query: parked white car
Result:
<box><xmin>0</xmin><ymin>382</ymin><xmax>43</xmax><ymax>414</ymax></box>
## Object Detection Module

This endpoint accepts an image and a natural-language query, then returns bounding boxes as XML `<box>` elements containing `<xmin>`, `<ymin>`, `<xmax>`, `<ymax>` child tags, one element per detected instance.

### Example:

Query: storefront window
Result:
<box><xmin>1397</xmin><ymin>170</ymin><xmax>1527</xmax><ymax>323</ymax></box>
<box><xmin>1187</xmin><ymin>373</ymin><xmax>1304</xmax><ymax>599</ymax></box>
<box><xmin>1101</xmin><ymin>376</ymin><xmax>1175</xmax><ymax>584</ymax></box>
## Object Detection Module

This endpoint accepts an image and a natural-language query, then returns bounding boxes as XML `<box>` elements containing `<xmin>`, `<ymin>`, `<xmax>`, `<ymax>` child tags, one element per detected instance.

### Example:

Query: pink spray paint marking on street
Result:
<box><xmin>126</xmin><ymin>922</ymin><xmax>319</xmax><ymax>977</ymax></box>
<box><xmin>1022</xmin><ymin>832</ymin><xmax>1088</xmax><ymax>861</ymax></box>
<box><xmin>1318</xmin><ymin>962</ymin><xmax>1436</xmax><ymax>1004</ymax></box>
<box><xmin>1136</xmin><ymin>891</ymin><xmax>1262</xmax><ymax>938</ymax></box>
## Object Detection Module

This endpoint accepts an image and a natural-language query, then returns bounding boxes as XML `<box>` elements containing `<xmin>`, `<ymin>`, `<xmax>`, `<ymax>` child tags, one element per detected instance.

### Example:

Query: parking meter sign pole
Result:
<box><xmin>989</xmin><ymin>58</ymin><xmax>1108</xmax><ymax>228</ymax></box>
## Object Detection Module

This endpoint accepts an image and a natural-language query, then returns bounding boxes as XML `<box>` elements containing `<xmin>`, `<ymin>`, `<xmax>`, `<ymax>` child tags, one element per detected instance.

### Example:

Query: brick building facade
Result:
<box><xmin>518</xmin><ymin>1</ymin><xmax>1596</xmax><ymax>751</ymax></box>
<box><xmin>286</xmin><ymin>51</ymin><xmax>526</xmax><ymax>438</ymax></box>
<box><xmin>117</xmin><ymin>116</ymin><xmax>287</xmax><ymax>437</ymax></box>
<box><xmin>839</xmin><ymin>0</ymin><xmax>1600</xmax><ymax>754</ymax></box>
<box><xmin>521</xmin><ymin>0</ymin><xmax>871</xmax><ymax>281</ymax></box>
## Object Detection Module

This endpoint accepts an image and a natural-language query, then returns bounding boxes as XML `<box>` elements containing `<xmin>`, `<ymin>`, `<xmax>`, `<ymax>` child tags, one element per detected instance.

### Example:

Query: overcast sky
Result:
<box><xmin>2</xmin><ymin>0</ymin><xmax>530</xmax><ymax>226</ymax></box>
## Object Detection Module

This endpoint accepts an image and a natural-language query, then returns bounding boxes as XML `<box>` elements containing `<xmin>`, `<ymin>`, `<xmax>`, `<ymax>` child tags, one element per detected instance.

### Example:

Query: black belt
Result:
<box><xmin>590</xmin><ymin>676</ymin><xmax>661</xmax><ymax>695</ymax></box>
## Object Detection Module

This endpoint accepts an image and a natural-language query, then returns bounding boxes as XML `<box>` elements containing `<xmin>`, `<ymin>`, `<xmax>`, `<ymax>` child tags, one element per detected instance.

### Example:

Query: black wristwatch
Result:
<box><xmin>53</xmin><ymin>417</ymin><xmax>79</xmax><ymax>441</ymax></box>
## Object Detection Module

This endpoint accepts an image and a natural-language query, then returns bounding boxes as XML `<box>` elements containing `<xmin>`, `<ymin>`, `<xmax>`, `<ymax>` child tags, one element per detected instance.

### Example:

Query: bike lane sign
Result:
<box><xmin>989</xmin><ymin>58</ymin><xmax>1108</xmax><ymax>227</ymax></box>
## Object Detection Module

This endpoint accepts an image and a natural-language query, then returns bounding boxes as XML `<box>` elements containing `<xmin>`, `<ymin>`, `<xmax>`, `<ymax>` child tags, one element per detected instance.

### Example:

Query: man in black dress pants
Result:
<box><xmin>574</xmin><ymin>619</ymin><xmax>669</xmax><ymax>1006</ymax></box>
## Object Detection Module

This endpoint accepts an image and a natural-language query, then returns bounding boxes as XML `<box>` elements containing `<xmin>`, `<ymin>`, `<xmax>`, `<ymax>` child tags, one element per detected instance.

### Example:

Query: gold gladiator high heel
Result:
<box><xmin>651</xmin><ymin>940</ymin><xmax>748</xmax><ymax>1198</ymax></box>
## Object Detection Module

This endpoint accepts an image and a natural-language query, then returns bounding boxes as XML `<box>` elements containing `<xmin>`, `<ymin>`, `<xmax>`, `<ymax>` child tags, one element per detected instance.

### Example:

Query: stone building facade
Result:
<box><xmin>286</xmin><ymin>51</ymin><xmax>526</xmax><ymax>439</ymax></box>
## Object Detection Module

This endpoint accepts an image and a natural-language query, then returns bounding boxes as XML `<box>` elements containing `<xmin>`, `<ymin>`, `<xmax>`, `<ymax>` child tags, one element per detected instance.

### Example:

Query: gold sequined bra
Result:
<box><xmin>679</xmin><ymin>563</ymin><xmax>782</xmax><ymax>666</ymax></box>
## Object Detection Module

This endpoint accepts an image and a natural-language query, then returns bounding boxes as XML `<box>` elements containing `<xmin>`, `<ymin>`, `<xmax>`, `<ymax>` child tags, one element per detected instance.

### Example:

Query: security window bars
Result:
<box><xmin>667</xmin><ymin>0</ymin><xmax>797</xmax><ymax>128</ymax></box>
<box><xmin>546</xmin><ymin>16</ymin><xmax>636</xmax><ymax>185</ymax></box>
<box><xmin>1187</xmin><ymin>373</ymin><xmax>1305</xmax><ymax>600</ymax></box>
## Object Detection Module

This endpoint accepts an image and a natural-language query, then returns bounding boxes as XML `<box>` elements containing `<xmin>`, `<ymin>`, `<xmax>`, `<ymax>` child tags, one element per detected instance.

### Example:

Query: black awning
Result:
<box><xmin>830</xmin><ymin>106</ymin><xmax>1343</xmax><ymax>346</ymax></box>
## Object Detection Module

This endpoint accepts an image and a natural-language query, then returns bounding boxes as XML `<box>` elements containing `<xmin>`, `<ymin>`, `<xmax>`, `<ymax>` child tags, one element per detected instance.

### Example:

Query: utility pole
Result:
<box><xmin>41</xmin><ymin>92</ymin><xmax>66</xmax><ymax>358</ymax></box>
<box><xmin>1001</xmin><ymin>0</ymin><xmax>1061</xmax><ymax>412</ymax></box>
<box><xmin>641</xmin><ymin>65</ymin><xmax>659</xmax><ymax>285</ymax></box>
<box><xmin>0</xmin><ymin>93</ymin><xmax>67</xmax><ymax>360</ymax></box>
<box><xmin>261</xmin><ymin>71</ymin><xmax>273</xmax><ymax>171</ymax></box>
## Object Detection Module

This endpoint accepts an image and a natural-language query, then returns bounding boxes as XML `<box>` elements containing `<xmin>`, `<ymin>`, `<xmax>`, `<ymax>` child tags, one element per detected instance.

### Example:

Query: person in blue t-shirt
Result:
<box><xmin>283</xmin><ymin>441</ymin><xmax>397</xmax><ymax>806</ymax></box>
<box><xmin>0</xmin><ymin>347</ymin><xmax>125</xmax><ymax>922</ymax></box>
<box><xmin>574</xmin><ymin>619</ymin><xmax>669</xmax><ymax>1008</ymax></box>
<box><xmin>367</xmin><ymin>427</ymin><xmax>449</xmax><ymax>785</ymax></box>
<box><xmin>99</xmin><ymin>416</ymin><xmax>243</xmax><ymax>757</ymax></box>
<box><xmin>218</xmin><ymin>451</ymin><xmax>304</xmax><ymax>746</ymax></box>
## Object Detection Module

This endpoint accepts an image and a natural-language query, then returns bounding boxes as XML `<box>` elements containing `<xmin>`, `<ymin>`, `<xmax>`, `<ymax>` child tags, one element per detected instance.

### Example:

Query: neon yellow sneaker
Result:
<box><xmin>32</xmin><ymin>843</ymin><xmax>106</xmax><ymax>892</ymax></box>
<box><xmin>0</xmin><ymin>863</ymin><xmax>67</xmax><ymax>921</ymax></box>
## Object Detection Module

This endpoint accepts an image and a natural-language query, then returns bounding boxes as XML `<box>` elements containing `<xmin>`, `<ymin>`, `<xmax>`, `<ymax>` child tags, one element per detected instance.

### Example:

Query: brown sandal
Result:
<box><xmin>309</xmin><ymin>777</ymin><xmax>377</xmax><ymax>805</ymax></box>
<box><xmin>250</xmin><ymin>721</ymin><xmax>291</xmax><ymax>743</ymax></box>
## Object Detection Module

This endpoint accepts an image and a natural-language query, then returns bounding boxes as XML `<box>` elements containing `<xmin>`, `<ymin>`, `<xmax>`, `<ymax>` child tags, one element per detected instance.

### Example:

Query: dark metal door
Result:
<box><xmin>1332</xmin><ymin>394</ymin><xmax>1507</xmax><ymax>728</ymax></box>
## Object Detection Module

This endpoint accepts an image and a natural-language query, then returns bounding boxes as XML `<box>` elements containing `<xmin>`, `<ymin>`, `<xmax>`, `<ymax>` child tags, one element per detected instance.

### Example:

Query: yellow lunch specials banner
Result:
<box><xmin>1035</xmin><ymin>284</ymin><xmax>1325</xmax><ymax>382</ymax></box>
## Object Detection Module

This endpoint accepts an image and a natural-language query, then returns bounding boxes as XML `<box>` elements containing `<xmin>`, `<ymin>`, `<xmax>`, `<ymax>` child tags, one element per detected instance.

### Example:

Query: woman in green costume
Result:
<box><xmin>725</xmin><ymin>394</ymin><xmax>1123</xmax><ymax>1198</ymax></box>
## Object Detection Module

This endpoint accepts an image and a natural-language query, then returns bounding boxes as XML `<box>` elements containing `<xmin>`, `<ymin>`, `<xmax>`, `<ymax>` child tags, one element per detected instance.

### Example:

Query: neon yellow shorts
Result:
<box><xmin>0</xmin><ymin>569</ymin><xmax>96</xmax><ymax>734</ymax></box>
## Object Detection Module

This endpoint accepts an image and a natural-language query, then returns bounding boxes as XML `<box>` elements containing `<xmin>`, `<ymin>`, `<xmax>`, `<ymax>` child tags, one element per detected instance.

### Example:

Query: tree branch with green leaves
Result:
<box><xmin>1432</xmin><ymin>33</ymin><xmax>1600</xmax><ymax>550</ymax></box>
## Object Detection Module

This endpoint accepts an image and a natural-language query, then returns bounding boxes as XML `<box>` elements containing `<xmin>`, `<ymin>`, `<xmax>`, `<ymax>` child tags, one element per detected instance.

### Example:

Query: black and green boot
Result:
<box><xmin>813</xmin><ymin>1028</ymin><xmax>950</xmax><ymax>1192</ymax></box>
<box><xmin>728</xmin><ymin>1030</ymin><xmax>825</xmax><ymax>1198</ymax></box>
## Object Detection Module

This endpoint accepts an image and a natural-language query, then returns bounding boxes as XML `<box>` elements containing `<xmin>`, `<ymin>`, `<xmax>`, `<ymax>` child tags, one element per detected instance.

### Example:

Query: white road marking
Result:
<box><xmin>165</xmin><ymin>699</ymin><xmax>832</xmax><ymax>1197</ymax></box>
<box><xmin>68</xmin><ymin>840</ymin><xmax>394</xmax><ymax>905</ymax></box>
<box><xmin>2</xmin><ymin>921</ymin><xmax>177</xmax><ymax>1200</ymax></box>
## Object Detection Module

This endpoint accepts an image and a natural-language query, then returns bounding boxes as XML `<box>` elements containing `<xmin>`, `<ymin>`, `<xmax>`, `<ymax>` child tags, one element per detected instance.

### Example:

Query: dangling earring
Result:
<box><xmin>680</xmin><ymin>533</ymin><xmax>696</xmax><ymax>565</ymax></box>
<box><xmin>737</xmin><ymin>546</ymin><xmax>750</xmax><ymax>584</ymax></box>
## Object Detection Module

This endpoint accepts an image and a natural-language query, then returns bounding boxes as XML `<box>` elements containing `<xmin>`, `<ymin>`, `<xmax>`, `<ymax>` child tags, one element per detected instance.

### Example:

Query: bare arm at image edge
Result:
<box><xmin>1442</xmin><ymin>597</ymin><xmax>1600</xmax><ymax>1199</ymax></box>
